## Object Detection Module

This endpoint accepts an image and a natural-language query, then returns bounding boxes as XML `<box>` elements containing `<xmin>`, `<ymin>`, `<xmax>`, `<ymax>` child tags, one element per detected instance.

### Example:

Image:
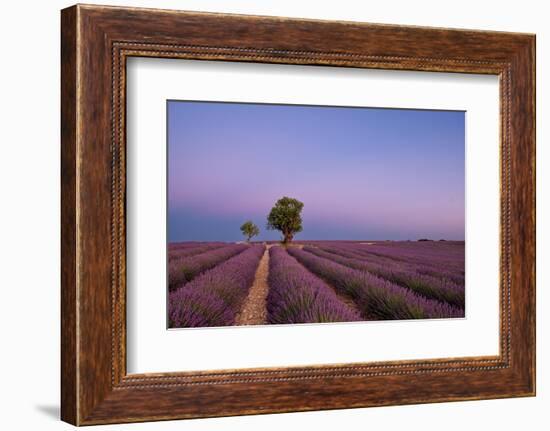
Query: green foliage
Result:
<box><xmin>240</xmin><ymin>220</ymin><xmax>260</xmax><ymax>242</ymax></box>
<box><xmin>266</xmin><ymin>196</ymin><xmax>304</xmax><ymax>243</ymax></box>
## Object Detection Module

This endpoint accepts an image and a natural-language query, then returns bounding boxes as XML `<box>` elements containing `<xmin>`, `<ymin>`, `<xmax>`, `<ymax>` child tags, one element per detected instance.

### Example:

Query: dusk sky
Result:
<box><xmin>168</xmin><ymin>101</ymin><xmax>465</xmax><ymax>242</ymax></box>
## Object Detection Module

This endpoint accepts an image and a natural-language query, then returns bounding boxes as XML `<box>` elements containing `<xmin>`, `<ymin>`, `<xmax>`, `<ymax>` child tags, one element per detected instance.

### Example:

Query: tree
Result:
<box><xmin>266</xmin><ymin>196</ymin><xmax>304</xmax><ymax>244</ymax></box>
<box><xmin>240</xmin><ymin>220</ymin><xmax>260</xmax><ymax>242</ymax></box>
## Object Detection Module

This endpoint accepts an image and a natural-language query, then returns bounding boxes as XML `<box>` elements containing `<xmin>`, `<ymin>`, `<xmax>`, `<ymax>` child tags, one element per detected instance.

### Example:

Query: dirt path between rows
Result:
<box><xmin>234</xmin><ymin>246</ymin><xmax>270</xmax><ymax>326</ymax></box>
<box><xmin>234</xmin><ymin>244</ymin><xmax>370</xmax><ymax>325</ymax></box>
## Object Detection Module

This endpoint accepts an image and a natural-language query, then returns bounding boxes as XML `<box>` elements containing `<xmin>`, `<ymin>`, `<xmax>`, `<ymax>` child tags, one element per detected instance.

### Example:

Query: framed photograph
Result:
<box><xmin>61</xmin><ymin>4</ymin><xmax>536</xmax><ymax>425</ymax></box>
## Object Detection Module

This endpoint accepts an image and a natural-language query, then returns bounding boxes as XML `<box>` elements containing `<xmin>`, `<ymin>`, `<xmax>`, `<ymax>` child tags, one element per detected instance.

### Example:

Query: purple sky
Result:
<box><xmin>168</xmin><ymin>101</ymin><xmax>465</xmax><ymax>242</ymax></box>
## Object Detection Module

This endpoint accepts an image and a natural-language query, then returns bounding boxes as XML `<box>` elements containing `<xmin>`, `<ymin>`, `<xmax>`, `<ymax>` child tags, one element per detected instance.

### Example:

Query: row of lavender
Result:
<box><xmin>267</xmin><ymin>247</ymin><xmax>361</xmax><ymax>324</ymax></box>
<box><xmin>168</xmin><ymin>242</ymin><xmax>225</xmax><ymax>262</ymax></box>
<box><xmin>300</xmin><ymin>241</ymin><xmax>464</xmax><ymax>277</ymax></box>
<box><xmin>319</xmin><ymin>241</ymin><xmax>464</xmax><ymax>308</ymax></box>
<box><xmin>168</xmin><ymin>241</ymin><xmax>226</xmax><ymax>252</ymax></box>
<box><xmin>287</xmin><ymin>247</ymin><xmax>463</xmax><ymax>320</ymax></box>
<box><xmin>302</xmin><ymin>245</ymin><xmax>465</xmax><ymax>308</ymax></box>
<box><xmin>168</xmin><ymin>243</ymin><xmax>248</xmax><ymax>291</ymax></box>
<box><xmin>167</xmin><ymin>240</ymin><xmax>465</xmax><ymax>328</ymax></box>
<box><xmin>169</xmin><ymin>245</ymin><xmax>265</xmax><ymax>327</ymax></box>
<box><xmin>354</xmin><ymin>242</ymin><xmax>463</xmax><ymax>277</ymax></box>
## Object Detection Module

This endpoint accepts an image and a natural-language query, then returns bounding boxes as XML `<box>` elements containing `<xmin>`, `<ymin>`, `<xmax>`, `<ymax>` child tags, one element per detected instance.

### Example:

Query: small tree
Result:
<box><xmin>266</xmin><ymin>196</ymin><xmax>304</xmax><ymax>244</ymax></box>
<box><xmin>240</xmin><ymin>220</ymin><xmax>260</xmax><ymax>242</ymax></box>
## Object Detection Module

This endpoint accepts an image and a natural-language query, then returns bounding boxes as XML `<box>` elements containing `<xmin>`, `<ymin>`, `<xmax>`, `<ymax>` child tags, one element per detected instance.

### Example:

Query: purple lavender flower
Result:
<box><xmin>168</xmin><ymin>244</ymin><xmax>248</xmax><ymax>291</ymax></box>
<box><xmin>303</xmin><ymin>246</ymin><xmax>465</xmax><ymax>309</ymax></box>
<box><xmin>267</xmin><ymin>246</ymin><xmax>361</xmax><ymax>324</ymax></box>
<box><xmin>168</xmin><ymin>243</ymin><xmax>226</xmax><ymax>262</ymax></box>
<box><xmin>288</xmin><ymin>247</ymin><xmax>463</xmax><ymax>320</ymax></box>
<box><xmin>169</xmin><ymin>245</ymin><xmax>265</xmax><ymax>328</ymax></box>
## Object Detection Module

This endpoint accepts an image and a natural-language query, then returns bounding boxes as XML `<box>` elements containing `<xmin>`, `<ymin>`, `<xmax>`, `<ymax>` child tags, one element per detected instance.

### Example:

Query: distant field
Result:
<box><xmin>167</xmin><ymin>240</ymin><xmax>465</xmax><ymax>328</ymax></box>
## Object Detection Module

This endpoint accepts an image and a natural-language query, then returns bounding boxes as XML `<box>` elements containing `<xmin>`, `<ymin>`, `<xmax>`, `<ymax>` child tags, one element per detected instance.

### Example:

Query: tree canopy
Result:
<box><xmin>240</xmin><ymin>220</ymin><xmax>260</xmax><ymax>242</ymax></box>
<box><xmin>266</xmin><ymin>196</ymin><xmax>304</xmax><ymax>243</ymax></box>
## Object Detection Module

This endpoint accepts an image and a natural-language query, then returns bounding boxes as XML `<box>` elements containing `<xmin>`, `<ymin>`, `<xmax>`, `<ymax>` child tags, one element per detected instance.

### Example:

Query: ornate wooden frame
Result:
<box><xmin>61</xmin><ymin>4</ymin><xmax>535</xmax><ymax>425</ymax></box>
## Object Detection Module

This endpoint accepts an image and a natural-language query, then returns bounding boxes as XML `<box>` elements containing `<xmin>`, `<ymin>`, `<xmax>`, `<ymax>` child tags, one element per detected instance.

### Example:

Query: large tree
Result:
<box><xmin>240</xmin><ymin>220</ymin><xmax>260</xmax><ymax>242</ymax></box>
<box><xmin>266</xmin><ymin>196</ymin><xmax>304</xmax><ymax>244</ymax></box>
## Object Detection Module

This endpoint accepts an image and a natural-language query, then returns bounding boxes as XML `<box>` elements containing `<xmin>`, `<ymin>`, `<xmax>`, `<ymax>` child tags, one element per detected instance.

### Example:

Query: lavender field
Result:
<box><xmin>168</xmin><ymin>240</ymin><xmax>465</xmax><ymax>328</ymax></box>
<box><xmin>167</xmin><ymin>102</ymin><xmax>465</xmax><ymax>329</ymax></box>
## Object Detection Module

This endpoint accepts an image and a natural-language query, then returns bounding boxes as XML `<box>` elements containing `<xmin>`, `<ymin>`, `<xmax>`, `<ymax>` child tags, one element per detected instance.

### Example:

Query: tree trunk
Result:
<box><xmin>283</xmin><ymin>232</ymin><xmax>293</xmax><ymax>244</ymax></box>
